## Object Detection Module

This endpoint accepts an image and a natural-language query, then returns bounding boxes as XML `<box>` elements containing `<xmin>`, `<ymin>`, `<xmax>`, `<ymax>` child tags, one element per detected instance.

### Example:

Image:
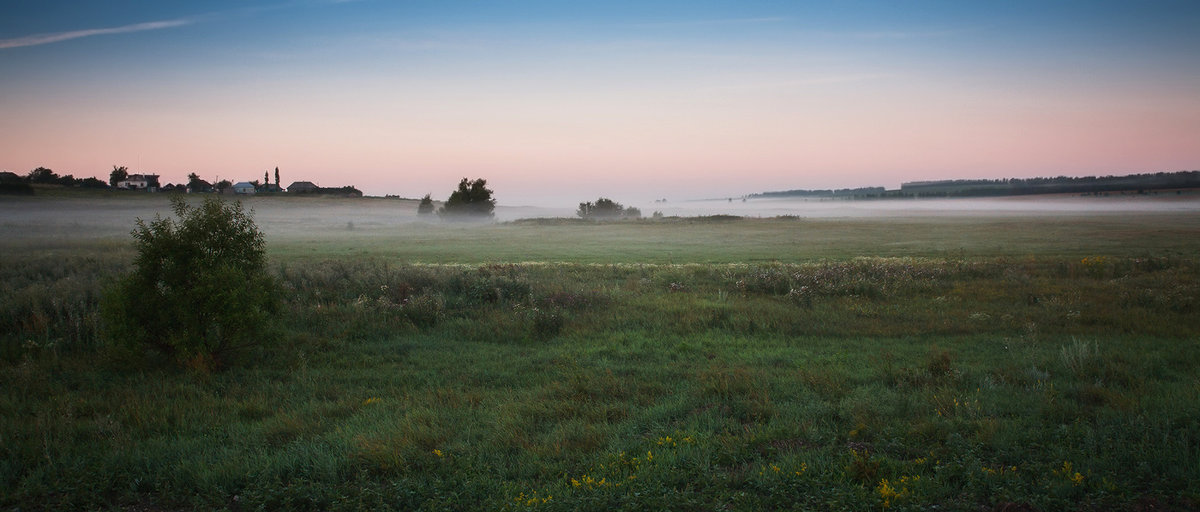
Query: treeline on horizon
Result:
<box><xmin>749</xmin><ymin>170</ymin><xmax>1200</xmax><ymax>200</ymax></box>
<box><xmin>0</xmin><ymin>166</ymin><xmax>364</xmax><ymax>197</ymax></box>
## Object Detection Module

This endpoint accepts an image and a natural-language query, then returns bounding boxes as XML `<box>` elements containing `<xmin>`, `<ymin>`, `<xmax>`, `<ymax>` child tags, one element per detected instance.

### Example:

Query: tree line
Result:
<box><xmin>0</xmin><ymin>166</ymin><xmax>109</xmax><ymax>193</ymax></box>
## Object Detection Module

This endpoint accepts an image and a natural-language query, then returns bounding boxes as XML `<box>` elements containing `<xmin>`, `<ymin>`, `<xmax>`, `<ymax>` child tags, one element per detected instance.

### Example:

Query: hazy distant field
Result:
<box><xmin>2</xmin><ymin>193</ymin><xmax>1199</xmax><ymax>511</ymax></box>
<box><xmin>4</xmin><ymin>193</ymin><xmax>1200</xmax><ymax>262</ymax></box>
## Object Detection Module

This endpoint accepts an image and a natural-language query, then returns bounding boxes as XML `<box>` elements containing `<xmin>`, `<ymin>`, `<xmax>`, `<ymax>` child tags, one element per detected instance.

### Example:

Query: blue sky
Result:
<box><xmin>2</xmin><ymin>1</ymin><xmax>1197</xmax><ymax>204</ymax></box>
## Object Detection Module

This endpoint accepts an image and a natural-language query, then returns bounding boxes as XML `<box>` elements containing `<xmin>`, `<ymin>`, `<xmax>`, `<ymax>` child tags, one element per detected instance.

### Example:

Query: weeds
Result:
<box><xmin>1</xmin><ymin>254</ymin><xmax>1199</xmax><ymax>510</ymax></box>
<box><xmin>1060</xmin><ymin>338</ymin><xmax>1098</xmax><ymax>376</ymax></box>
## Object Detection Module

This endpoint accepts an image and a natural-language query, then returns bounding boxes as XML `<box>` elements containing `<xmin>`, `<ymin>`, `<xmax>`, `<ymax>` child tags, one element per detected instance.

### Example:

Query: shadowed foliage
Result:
<box><xmin>438</xmin><ymin>178</ymin><xmax>495</xmax><ymax>219</ymax></box>
<box><xmin>101</xmin><ymin>196</ymin><xmax>279</xmax><ymax>368</ymax></box>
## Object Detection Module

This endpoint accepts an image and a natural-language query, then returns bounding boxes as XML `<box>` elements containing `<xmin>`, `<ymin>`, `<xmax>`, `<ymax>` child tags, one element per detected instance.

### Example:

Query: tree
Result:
<box><xmin>578</xmin><ymin>197</ymin><xmax>639</xmax><ymax>219</ymax></box>
<box><xmin>578</xmin><ymin>197</ymin><xmax>623</xmax><ymax>219</ymax></box>
<box><xmin>80</xmin><ymin>177</ymin><xmax>108</xmax><ymax>188</ymax></box>
<box><xmin>274</xmin><ymin>167</ymin><xmax>280</xmax><ymax>186</ymax></box>
<box><xmin>27</xmin><ymin>167</ymin><xmax>58</xmax><ymax>184</ymax></box>
<box><xmin>264</xmin><ymin>171</ymin><xmax>270</xmax><ymax>184</ymax></box>
<box><xmin>110</xmin><ymin>166</ymin><xmax>129</xmax><ymax>187</ymax></box>
<box><xmin>101</xmin><ymin>196</ymin><xmax>279</xmax><ymax>369</ymax></box>
<box><xmin>216</xmin><ymin>179</ymin><xmax>232</xmax><ymax>192</ymax></box>
<box><xmin>438</xmin><ymin>178</ymin><xmax>495</xmax><ymax>219</ymax></box>
<box><xmin>417</xmin><ymin>194</ymin><xmax>435</xmax><ymax>215</ymax></box>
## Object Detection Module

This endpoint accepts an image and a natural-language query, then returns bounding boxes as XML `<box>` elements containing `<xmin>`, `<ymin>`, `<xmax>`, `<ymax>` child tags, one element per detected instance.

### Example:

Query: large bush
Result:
<box><xmin>102</xmin><ymin>196</ymin><xmax>279</xmax><ymax>367</ymax></box>
<box><xmin>577</xmin><ymin>197</ymin><xmax>641</xmax><ymax>219</ymax></box>
<box><xmin>438</xmin><ymin>178</ymin><xmax>495</xmax><ymax>219</ymax></box>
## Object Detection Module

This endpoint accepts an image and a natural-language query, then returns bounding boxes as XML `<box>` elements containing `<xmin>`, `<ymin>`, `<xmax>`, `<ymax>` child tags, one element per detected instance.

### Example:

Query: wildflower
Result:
<box><xmin>877</xmin><ymin>478</ymin><xmax>898</xmax><ymax>508</ymax></box>
<box><xmin>794</xmin><ymin>462</ymin><xmax>808</xmax><ymax>476</ymax></box>
<box><xmin>432</xmin><ymin>449</ymin><xmax>444</xmax><ymax>458</ymax></box>
<box><xmin>876</xmin><ymin>475</ymin><xmax>917</xmax><ymax>508</ymax></box>
<box><xmin>362</xmin><ymin>397</ymin><xmax>381</xmax><ymax>405</ymax></box>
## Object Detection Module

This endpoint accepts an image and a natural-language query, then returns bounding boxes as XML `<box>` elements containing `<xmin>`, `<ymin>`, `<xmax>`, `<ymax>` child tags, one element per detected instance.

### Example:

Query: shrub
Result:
<box><xmin>417</xmin><ymin>194</ymin><xmax>435</xmax><ymax>216</ymax></box>
<box><xmin>101</xmin><ymin>196</ymin><xmax>279</xmax><ymax>367</ymax></box>
<box><xmin>578</xmin><ymin>198</ymin><xmax>642</xmax><ymax>219</ymax></box>
<box><xmin>438</xmin><ymin>178</ymin><xmax>495</xmax><ymax>219</ymax></box>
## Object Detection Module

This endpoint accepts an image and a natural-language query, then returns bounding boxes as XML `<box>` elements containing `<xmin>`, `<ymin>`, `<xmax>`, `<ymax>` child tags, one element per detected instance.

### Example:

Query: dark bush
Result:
<box><xmin>101</xmin><ymin>196</ymin><xmax>279</xmax><ymax>368</ymax></box>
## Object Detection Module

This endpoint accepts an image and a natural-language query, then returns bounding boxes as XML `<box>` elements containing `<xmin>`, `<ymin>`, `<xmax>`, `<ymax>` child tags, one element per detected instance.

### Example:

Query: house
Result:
<box><xmin>287</xmin><ymin>181</ymin><xmax>318</xmax><ymax>193</ymax></box>
<box><xmin>232</xmin><ymin>182</ymin><xmax>257</xmax><ymax>195</ymax></box>
<box><xmin>187</xmin><ymin>179</ymin><xmax>214</xmax><ymax>193</ymax></box>
<box><xmin>118</xmin><ymin>174</ymin><xmax>160</xmax><ymax>191</ymax></box>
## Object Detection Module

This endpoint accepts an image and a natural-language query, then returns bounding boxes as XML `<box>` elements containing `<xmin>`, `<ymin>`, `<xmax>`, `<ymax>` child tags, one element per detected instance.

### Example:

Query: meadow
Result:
<box><xmin>2</xmin><ymin>194</ymin><xmax>1199</xmax><ymax>511</ymax></box>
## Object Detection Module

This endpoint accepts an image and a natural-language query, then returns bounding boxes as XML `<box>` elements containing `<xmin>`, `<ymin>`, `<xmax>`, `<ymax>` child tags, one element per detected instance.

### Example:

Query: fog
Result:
<box><xmin>3</xmin><ymin>194</ymin><xmax>1198</xmax><ymax>245</ymax></box>
<box><xmin>621</xmin><ymin>194</ymin><xmax>1200</xmax><ymax>219</ymax></box>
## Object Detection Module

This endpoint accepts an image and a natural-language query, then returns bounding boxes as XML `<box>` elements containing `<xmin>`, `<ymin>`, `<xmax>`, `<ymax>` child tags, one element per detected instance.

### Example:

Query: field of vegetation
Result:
<box><xmin>2</xmin><ymin>195</ymin><xmax>1199</xmax><ymax>510</ymax></box>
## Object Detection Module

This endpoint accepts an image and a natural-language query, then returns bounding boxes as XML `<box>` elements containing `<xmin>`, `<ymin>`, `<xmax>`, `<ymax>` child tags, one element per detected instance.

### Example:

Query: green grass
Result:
<box><xmin>267</xmin><ymin>214</ymin><xmax>1200</xmax><ymax>263</ymax></box>
<box><xmin>2</xmin><ymin>199</ymin><xmax>1199</xmax><ymax>510</ymax></box>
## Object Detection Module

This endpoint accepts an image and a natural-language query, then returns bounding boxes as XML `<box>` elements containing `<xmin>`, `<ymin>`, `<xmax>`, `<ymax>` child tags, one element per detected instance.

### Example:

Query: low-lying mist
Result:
<box><xmin>3</xmin><ymin>193</ymin><xmax>1198</xmax><ymax>245</ymax></box>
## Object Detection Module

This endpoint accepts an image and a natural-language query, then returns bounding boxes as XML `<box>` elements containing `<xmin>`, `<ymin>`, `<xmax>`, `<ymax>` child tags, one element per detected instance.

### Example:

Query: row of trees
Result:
<box><xmin>0</xmin><ymin>167</ymin><xmax>109</xmax><ymax>190</ymax></box>
<box><xmin>577</xmin><ymin>198</ymin><xmax>641</xmax><ymax>219</ymax></box>
<box><xmin>414</xmin><ymin>179</ymin><xmax>643</xmax><ymax>221</ymax></box>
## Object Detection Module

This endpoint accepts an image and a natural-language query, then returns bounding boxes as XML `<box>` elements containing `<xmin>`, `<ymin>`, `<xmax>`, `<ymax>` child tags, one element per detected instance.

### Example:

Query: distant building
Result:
<box><xmin>0</xmin><ymin>171</ymin><xmax>20</xmax><ymax>183</ymax></box>
<box><xmin>258</xmin><ymin>183</ymin><xmax>283</xmax><ymax>193</ymax></box>
<box><xmin>287</xmin><ymin>181</ymin><xmax>318</xmax><ymax>193</ymax></box>
<box><xmin>118</xmin><ymin>174</ymin><xmax>160</xmax><ymax>191</ymax></box>
<box><xmin>187</xmin><ymin>179</ymin><xmax>214</xmax><ymax>194</ymax></box>
<box><xmin>232</xmin><ymin>182</ymin><xmax>257</xmax><ymax>195</ymax></box>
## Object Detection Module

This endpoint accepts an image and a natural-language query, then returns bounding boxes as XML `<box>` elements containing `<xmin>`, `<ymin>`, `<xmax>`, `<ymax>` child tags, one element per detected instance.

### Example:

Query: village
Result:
<box><xmin>0</xmin><ymin>165</ymin><xmax>363</xmax><ymax>197</ymax></box>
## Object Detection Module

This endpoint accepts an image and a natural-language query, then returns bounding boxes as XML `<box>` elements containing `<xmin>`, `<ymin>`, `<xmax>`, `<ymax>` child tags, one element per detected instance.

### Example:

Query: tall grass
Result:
<box><xmin>1</xmin><ymin>253</ymin><xmax>1198</xmax><ymax>510</ymax></box>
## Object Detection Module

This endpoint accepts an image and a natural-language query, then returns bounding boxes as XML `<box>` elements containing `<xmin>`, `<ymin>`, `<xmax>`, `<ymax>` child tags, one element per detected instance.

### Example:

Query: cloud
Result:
<box><xmin>0</xmin><ymin>18</ymin><xmax>195</xmax><ymax>50</ymax></box>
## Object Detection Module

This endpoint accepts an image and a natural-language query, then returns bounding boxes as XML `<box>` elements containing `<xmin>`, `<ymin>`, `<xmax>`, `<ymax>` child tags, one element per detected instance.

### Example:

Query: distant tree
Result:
<box><xmin>417</xmin><ymin>193</ymin><xmax>435</xmax><ymax>215</ymax></box>
<box><xmin>438</xmin><ymin>178</ymin><xmax>495</xmax><ymax>219</ymax></box>
<box><xmin>216</xmin><ymin>179</ymin><xmax>232</xmax><ymax>192</ymax></box>
<box><xmin>56</xmin><ymin>174</ymin><xmax>79</xmax><ymax>187</ymax></box>
<box><xmin>185</xmin><ymin>173</ymin><xmax>208</xmax><ymax>193</ymax></box>
<box><xmin>109</xmin><ymin>166</ymin><xmax>129</xmax><ymax>187</ymax></box>
<box><xmin>80</xmin><ymin>177</ymin><xmax>108</xmax><ymax>188</ymax></box>
<box><xmin>274</xmin><ymin>167</ymin><xmax>280</xmax><ymax>186</ymax></box>
<box><xmin>27</xmin><ymin>167</ymin><xmax>58</xmax><ymax>184</ymax></box>
<box><xmin>578</xmin><ymin>197</ymin><xmax>639</xmax><ymax>219</ymax></box>
<box><xmin>264</xmin><ymin>171</ymin><xmax>269</xmax><ymax>184</ymax></box>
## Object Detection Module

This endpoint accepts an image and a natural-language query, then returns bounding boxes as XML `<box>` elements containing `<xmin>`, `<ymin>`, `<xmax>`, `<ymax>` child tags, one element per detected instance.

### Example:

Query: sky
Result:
<box><xmin>1</xmin><ymin>1</ymin><xmax>1198</xmax><ymax>206</ymax></box>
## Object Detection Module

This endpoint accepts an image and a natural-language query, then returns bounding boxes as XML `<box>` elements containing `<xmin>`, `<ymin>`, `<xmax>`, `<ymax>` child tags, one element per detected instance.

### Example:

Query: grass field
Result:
<box><xmin>2</xmin><ymin>195</ymin><xmax>1199</xmax><ymax>510</ymax></box>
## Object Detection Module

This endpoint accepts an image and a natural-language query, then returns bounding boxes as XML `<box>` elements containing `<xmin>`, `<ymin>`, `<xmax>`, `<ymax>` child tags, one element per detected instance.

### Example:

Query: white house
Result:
<box><xmin>232</xmin><ymin>181</ymin><xmax>257</xmax><ymax>195</ymax></box>
<box><xmin>117</xmin><ymin>174</ymin><xmax>160</xmax><ymax>191</ymax></box>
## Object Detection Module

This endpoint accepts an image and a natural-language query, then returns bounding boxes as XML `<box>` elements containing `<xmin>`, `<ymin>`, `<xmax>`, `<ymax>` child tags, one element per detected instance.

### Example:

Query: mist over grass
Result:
<box><xmin>4</xmin><ymin>193</ymin><xmax>1199</xmax><ymax>249</ymax></box>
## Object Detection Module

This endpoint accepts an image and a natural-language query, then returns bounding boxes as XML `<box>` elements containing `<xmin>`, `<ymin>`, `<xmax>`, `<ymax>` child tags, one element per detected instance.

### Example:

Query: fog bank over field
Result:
<box><xmin>2</xmin><ymin>194</ymin><xmax>1199</xmax><ymax>244</ymax></box>
<box><xmin>505</xmin><ymin>194</ymin><xmax>1200</xmax><ymax>221</ymax></box>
